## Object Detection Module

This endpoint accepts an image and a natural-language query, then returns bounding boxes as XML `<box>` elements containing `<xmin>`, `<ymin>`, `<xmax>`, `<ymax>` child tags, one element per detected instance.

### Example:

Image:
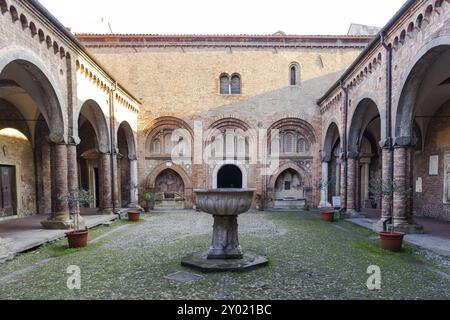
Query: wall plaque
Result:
<box><xmin>429</xmin><ymin>155</ymin><xmax>439</xmax><ymax>176</ymax></box>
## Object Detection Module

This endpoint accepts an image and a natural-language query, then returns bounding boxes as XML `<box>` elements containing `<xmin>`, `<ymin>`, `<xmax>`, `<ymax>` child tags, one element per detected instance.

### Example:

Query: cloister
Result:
<box><xmin>0</xmin><ymin>0</ymin><xmax>449</xmax><ymax>290</ymax></box>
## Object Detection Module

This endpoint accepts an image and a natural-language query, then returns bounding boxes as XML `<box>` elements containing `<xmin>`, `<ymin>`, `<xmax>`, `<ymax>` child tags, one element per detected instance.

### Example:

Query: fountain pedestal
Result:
<box><xmin>209</xmin><ymin>215</ymin><xmax>242</xmax><ymax>259</ymax></box>
<box><xmin>181</xmin><ymin>189</ymin><xmax>268</xmax><ymax>272</ymax></box>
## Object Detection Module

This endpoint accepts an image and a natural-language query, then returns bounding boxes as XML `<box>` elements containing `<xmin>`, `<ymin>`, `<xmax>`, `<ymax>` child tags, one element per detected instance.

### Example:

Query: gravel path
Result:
<box><xmin>106</xmin><ymin>211</ymin><xmax>287</xmax><ymax>249</ymax></box>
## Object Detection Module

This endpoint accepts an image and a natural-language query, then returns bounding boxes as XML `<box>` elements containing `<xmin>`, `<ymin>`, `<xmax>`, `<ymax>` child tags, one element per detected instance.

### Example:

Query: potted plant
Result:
<box><xmin>320</xmin><ymin>209</ymin><xmax>335</xmax><ymax>222</ymax></box>
<box><xmin>127</xmin><ymin>210</ymin><xmax>141</xmax><ymax>222</ymax></box>
<box><xmin>141</xmin><ymin>191</ymin><xmax>156</xmax><ymax>213</ymax></box>
<box><xmin>64</xmin><ymin>189</ymin><xmax>92</xmax><ymax>248</ymax></box>
<box><xmin>317</xmin><ymin>178</ymin><xmax>335</xmax><ymax>221</ymax></box>
<box><xmin>369</xmin><ymin>178</ymin><xmax>408</xmax><ymax>252</ymax></box>
<box><xmin>255</xmin><ymin>192</ymin><xmax>272</xmax><ymax>211</ymax></box>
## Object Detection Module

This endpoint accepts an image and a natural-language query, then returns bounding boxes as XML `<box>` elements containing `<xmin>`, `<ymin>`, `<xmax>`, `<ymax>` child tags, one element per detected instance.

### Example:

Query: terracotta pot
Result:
<box><xmin>379</xmin><ymin>231</ymin><xmax>406</xmax><ymax>252</ymax></box>
<box><xmin>320</xmin><ymin>211</ymin><xmax>335</xmax><ymax>222</ymax></box>
<box><xmin>66</xmin><ymin>229</ymin><xmax>89</xmax><ymax>248</ymax></box>
<box><xmin>128</xmin><ymin>211</ymin><xmax>141</xmax><ymax>222</ymax></box>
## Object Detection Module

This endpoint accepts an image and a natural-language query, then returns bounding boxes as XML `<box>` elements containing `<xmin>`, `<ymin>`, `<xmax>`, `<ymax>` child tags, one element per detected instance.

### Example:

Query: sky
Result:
<box><xmin>38</xmin><ymin>0</ymin><xmax>408</xmax><ymax>35</ymax></box>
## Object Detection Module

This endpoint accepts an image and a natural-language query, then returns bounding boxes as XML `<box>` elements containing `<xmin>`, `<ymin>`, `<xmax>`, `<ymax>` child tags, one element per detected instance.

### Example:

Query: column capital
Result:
<box><xmin>67</xmin><ymin>135</ymin><xmax>81</xmax><ymax>146</ymax></box>
<box><xmin>47</xmin><ymin>132</ymin><xmax>66</xmax><ymax>145</ymax></box>
<box><xmin>379</xmin><ymin>138</ymin><xmax>392</xmax><ymax>149</ymax></box>
<box><xmin>393</xmin><ymin>136</ymin><xmax>417</xmax><ymax>148</ymax></box>
<box><xmin>322</xmin><ymin>151</ymin><xmax>331</xmax><ymax>163</ymax></box>
<box><xmin>347</xmin><ymin>151</ymin><xmax>360</xmax><ymax>159</ymax></box>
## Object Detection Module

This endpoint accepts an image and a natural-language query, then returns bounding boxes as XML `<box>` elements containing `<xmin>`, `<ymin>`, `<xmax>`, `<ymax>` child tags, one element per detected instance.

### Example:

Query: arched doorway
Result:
<box><xmin>117</xmin><ymin>121</ymin><xmax>137</xmax><ymax>208</ymax></box>
<box><xmin>348</xmin><ymin>98</ymin><xmax>382</xmax><ymax>214</ymax></box>
<box><xmin>274</xmin><ymin>169</ymin><xmax>305</xmax><ymax>209</ymax></box>
<box><xmin>154</xmin><ymin>169</ymin><xmax>185</xmax><ymax>210</ymax></box>
<box><xmin>217</xmin><ymin>165</ymin><xmax>243</xmax><ymax>188</ymax></box>
<box><xmin>395</xmin><ymin>42</ymin><xmax>450</xmax><ymax>225</ymax></box>
<box><xmin>322</xmin><ymin>122</ymin><xmax>341</xmax><ymax>208</ymax></box>
<box><xmin>77</xmin><ymin>100</ymin><xmax>110</xmax><ymax>212</ymax></box>
<box><xmin>0</xmin><ymin>57</ymin><xmax>66</xmax><ymax>227</ymax></box>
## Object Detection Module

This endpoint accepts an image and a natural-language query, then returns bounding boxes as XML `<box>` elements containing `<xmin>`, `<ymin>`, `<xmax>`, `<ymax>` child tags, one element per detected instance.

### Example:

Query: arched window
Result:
<box><xmin>220</xmin><ymin>74</ymin><xmax>230</xmax><ymax>95</ymax></box>
<box><xmin>231</xmin><ymin>74</ymin><xmax>241</xmax><ymax>94</ymax></box>
<box><xmin>0</xmin><ymin>1</ymin><xmax>8</xmax><ymax>14</ymax></box>
<box><xmin>290</xmin><ymin>66</ymin><xmax>297</xmax><ymax>85</ymax></box>
<box><xmin>236</xmin><ymin>135</ymin><xmax>246</xmax><ymax>158</ymax></box>
<box><xmin>416</xmin><ymin>14</ymin><xmax>423</xmax><ymax>29</ymax></box>
<box><xmin>152</xmin><ymin>139</ymin><xmax>161</xmax><ymax>154</ymax></box>
<box><xmin>290</xmin><ymin>63</ymin><xmax>300</xmax><ymax>86</ymax></box>
<box><xmin>284</xmin><ymin>133</ymin><xmax>295</xmax><ymax>153</ymax></box>
<box><xmin>298</xmin><ymin>138</ymin><xmax>306</xmax><ymax>153</ymax></box>
<box><xmin>164</xmin><ymin>132</ymin><xmax>173</xmax><ymax>154</ymax></box>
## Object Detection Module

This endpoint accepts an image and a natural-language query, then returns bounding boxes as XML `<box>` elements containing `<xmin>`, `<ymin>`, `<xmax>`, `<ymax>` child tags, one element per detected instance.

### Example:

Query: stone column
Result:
<box><xmin>393</xmin><ymin>146</ymin><xmax>408</xmax><ymax>227</ymax></box>
<box><xmin>362</xmin><ymin>161</ymin><xmax>370</xmax><ymax>208</ymax></box>
<box><xmin>67</xmin><ymin>143</ymin><xmax>85</xmax><ymax>229</ymax></box>
<box><xmin>393</xmin><ymin>144</ymin><xmax>423</xmax><ymax>233</ymax></box>
<box><xmin>355</xmin><ymin>159</ymin><xmax>361</xmax><ymax>212</ymax></box>
<box><xmin>41</xmin><ymin>143</ymin><xmax>72</xmax><ymax>229</ymax></box>
<box><xmin>346</xmin><ymin>155</ymin><xmax>358</xmax><ymax>216</ymax></box>
<box><xmin>375</xmin><ymin>147</ymin><xmax>393</xmax><ymax>232</ymax></box>
<box><xmin>340</xmin><ymin>158</ymin><xmax>347</xmax><ymax>210</ymax></box>
<box><xmin>319</xmin><ymin>161</ymin><xmax>332</xmax><ymax>208</ymax></box>
<box><xmin>99</xmin><ymin>152</ymin><xmax>113</xmax><ymax>214</ymax></box>
<box><xmin>128</xmin><ymin>158</ymin><xmax>139</xmax><ymax>208</ymax></box>
<box><xmin>112</xmin><ymin>152</ymin><xmax>121</xmax><ymax>212</ymax></box>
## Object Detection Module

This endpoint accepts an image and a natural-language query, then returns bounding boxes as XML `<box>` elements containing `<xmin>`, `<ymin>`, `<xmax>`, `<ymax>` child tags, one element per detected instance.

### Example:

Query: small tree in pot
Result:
<box><xmin>255</xmin><ymin>192</ymin><xmax>272</xmax><ymax>211</ymax></box>
<box><xmin>141</xmin><ymin>191</ymin><xmax>156</xmax><ymax>213</ymax></box>
<box><xmin>64</xmin><ymin>189</ymin><xmax>93</xmax><ymax>248</ymax></box>
<box><xmin>369</xmin><ymin>177</ymin><xmax>411</xmax><ymax>252</ymax></box>
<box><xmin>317</xmin><ymin>178</ymin><xmax>336</xmax><ymax>222</ymax></box>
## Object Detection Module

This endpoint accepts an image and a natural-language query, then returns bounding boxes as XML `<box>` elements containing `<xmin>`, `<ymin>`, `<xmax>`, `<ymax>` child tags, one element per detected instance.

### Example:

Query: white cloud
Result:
<box><xmin>39</xmin><ymin>0</ymin><xmax>407</xmax><ymax>35</ymax></box>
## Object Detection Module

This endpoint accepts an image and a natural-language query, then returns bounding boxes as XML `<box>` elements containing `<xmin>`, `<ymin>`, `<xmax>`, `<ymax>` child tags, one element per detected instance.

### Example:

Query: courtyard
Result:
<box><xmin>0</xmin><ymin>210</ymin><xmax>449</xmax><ymax>300</ymax></box>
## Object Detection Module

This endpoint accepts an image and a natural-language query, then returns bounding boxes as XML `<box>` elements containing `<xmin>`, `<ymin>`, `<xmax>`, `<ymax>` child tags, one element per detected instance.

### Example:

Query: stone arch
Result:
<box><xmin>77</xmin><ymin>99</ymin><xmax>110</xmax><ymax>153</ymax></box>
<box><xmin>348</xmin><ymin>97</ymin><xmax>382</xmax><ymax>155</ymax></box>
<box><xmin>146</xmin><ymin>163</ymin><xmax>193</xmax><ymax>208</ymax></box>
<box><xmin>147</xmin><ymin>163</ymin><xmax>192</xmax><ymax>189</ymax></box>
<box><xmin>268</xmin><ymin>118</ymin><xmax>317</xmax><ymax>154</ymax></box>
<box><xmin>212</xmin><ymin>161</ymin><xmax>248</xmax><ymax>189</ymax></box>
<box><xmin>322</xmin><ymin>120</ymin><xmax>341</xmax><ymax>162</ymax></box>
<box><xmin>144</xmin><ymin>116</ymin><xmax>193</xmax><ymax>157</ymax></box>
<box><xmin>395</xmin><ymin>37</ymin><xmax>450</xmax><ymax>144</ymax></box>
<box><xmin>268</xmin><ymin>162</ymin><xmax>312</xmax><ymax>191</ymax></box>
<box><xmin>268</xmin><ymin>162</ymin><xmax>312</xmax><ymax>207</ymax></box>
<box><xmin>117</xmin><ymin>121</ymin><xmax>137</xmax><ymax>159</ymax></box>
<box><xmin>0</xmin><ymin>46</ymin><xmax>67</xmax><ymax>142</ymax></box>
<box><xmin>206</xmin><ymin>117</ymin><xmax>256</xmax><ymax>161</ymax></box>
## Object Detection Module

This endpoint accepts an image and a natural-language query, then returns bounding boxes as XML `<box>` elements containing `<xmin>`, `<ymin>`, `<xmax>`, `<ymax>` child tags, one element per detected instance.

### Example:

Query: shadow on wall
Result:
<box><xmin>190</xmin><ymin>70</ymin><xmax>346</xmax><ymax>124</ymax></box>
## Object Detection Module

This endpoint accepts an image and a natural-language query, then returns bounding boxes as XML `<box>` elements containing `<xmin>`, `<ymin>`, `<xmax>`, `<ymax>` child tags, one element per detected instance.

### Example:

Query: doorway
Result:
<box><xmin>0</xmin><ymin>165</ymin><xmax>16</xmax><ymax>217</ymax></box>
<box><xmin>217</xmin><ymin>165</ymin><xmax>243</xmax><ymax>188</ymax></box>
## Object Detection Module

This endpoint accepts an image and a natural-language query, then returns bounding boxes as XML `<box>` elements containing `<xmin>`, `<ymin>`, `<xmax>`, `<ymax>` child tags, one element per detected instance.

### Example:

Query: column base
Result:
<box><xmin>99</xmin><ymin>207</ymin><xmax>114</xmax><ymax>215</ymax></box>
<box><xmin>393</xmin><ymin>219</ymin><xmax>424</xmax><ymax>234</ymax></box>
<box><xmin>41</xmin><ymin>215</ymin><xmax>73</xmax><ymax>230</ymax></box>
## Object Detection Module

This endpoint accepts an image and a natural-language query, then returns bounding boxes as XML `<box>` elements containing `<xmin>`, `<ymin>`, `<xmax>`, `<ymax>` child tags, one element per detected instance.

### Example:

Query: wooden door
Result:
<box><xmin>0</xmin><ymin>166</ymin><xmax>16</xmax><ymax>217</ymax></box>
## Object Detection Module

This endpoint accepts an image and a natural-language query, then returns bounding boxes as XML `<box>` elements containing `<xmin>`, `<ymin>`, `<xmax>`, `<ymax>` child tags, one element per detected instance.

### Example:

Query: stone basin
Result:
<box><xmin>195</xmin><ymin>188</ymin><xmax>256</xmax><ymax>216</ymax></box>
<box><xmin>182</xmin><ymin>188</ymin><xmax>267</xmax><ymax>272</ymax></box>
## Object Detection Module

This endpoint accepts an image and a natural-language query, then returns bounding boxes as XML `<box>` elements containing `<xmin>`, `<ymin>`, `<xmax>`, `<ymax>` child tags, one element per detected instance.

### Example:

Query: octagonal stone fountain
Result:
<box><xmin>181</xmin><ymin>189</ymin><xmax>268</xmax><ymax>272</ymax></box>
